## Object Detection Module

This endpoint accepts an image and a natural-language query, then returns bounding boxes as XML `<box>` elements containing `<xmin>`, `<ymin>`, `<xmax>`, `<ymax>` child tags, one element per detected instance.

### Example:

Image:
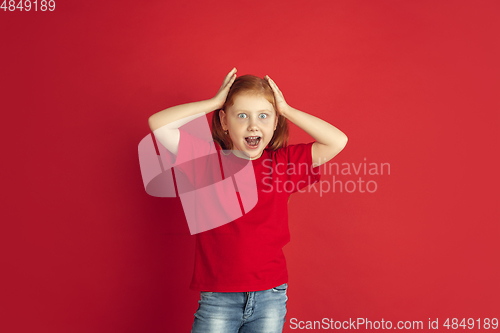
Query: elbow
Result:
<box><xmin>338</xmin><ymin>134</ymin><xmax>348</xmax><ymax>150</ymax></box>
<box><xmin>338</xmin><ymin>137</ymin><xmax>348</xmax><ymax>154</ymax></box>
<box><xmin>328</xmin><ymin>135</ymin><xmax>348</xmax><ymax>159</ymax></box>
<box><xmin>331</xmin><ymin>129</ymin><xmax>348</xmax><ymax>148</ymax></box>
<box><xmin>336</xmin><ymin>135</ymin><xmax>348</xmax><ymax>154</ymax></box>
<box><xmin>325</xmin><ymin>133</ymin><xmax>348</xmax><ymax>153</ymax></box>
<box><xmin>148</xmin><ymin>115</ymin><xmax>157</xmax><ymax>132</ymax></box>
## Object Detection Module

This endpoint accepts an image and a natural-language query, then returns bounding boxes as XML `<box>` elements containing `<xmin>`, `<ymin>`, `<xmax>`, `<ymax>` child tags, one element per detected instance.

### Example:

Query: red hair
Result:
<box><xmin>211</xmin><ymin>74</ymin><xmax>289</xmax><ymax>151</ymax></box>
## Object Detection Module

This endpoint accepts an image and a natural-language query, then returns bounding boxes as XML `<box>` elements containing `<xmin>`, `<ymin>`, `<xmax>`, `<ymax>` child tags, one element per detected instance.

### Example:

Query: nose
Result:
<box><xmin>247</xmin><ymin>116</ymin><xmax>259</xmax><ymax>131</ymax></box>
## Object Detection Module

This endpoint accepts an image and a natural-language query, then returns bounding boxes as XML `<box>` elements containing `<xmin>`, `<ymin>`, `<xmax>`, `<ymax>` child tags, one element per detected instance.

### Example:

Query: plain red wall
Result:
<box><xmin>1</xmin><ymin>0</ymin><xmax>499</xmax><ymax>332</ymax></box>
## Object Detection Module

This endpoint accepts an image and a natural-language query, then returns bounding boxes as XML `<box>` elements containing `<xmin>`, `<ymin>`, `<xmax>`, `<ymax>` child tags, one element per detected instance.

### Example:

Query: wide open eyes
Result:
<box><xmin>237</xmin><ymin>113</ymin><xmax>268</xmax><ymax>119</ymax></box>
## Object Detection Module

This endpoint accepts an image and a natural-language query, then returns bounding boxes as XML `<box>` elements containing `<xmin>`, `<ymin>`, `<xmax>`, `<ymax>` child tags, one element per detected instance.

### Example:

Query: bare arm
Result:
<box><xmin>148</xmin><ymin>68</ymin><xmax>237</xmax><ymax>155</ymax></box>
<box><xmin>266</xmin><ymin>75</ymin><xmax>348</xmax><ymax>168</ymax></box>
<box><xmin>148</xmin><ymin>98</ymin><xmax>220</xmax><ymax>132</ymax></box>
<box><xmin>281</xmin><ymin>106</ymin><xmax>348</xmax><ymax>167</ymax></box>
<box><xmin>148</xmin><ymin>99</ymin><xmax>219</xmax><ymax>155</ymax></box>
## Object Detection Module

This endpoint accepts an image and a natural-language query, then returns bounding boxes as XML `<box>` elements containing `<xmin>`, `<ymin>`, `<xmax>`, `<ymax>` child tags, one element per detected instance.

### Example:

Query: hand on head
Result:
<box><xmin>213</xmin><ymin>67</ymin><xmax>238</xmax><ymax>109</ymax></box>
<box><xmin>265</xmin><ymin>75</ymin><xmax>289</xmax><ymax>118</ymax></box>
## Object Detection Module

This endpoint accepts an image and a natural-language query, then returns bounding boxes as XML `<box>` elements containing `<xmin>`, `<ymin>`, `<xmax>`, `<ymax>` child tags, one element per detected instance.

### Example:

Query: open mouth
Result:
<box><xmin>244</xmin><ymin>136</ymin><xmax>261</xmax><ymax>148</ymax></box>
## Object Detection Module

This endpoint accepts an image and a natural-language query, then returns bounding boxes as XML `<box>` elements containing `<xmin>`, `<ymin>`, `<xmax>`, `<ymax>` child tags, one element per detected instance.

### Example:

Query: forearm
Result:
<box><xmin>283</xmin><ymin>106</ymin><xmax>348</xmax><ymax>146</ymax></box>
<box><xmin>148</xmin><ymin>98</ymin><xmax>220</xmax><ymax>132</ymax></box>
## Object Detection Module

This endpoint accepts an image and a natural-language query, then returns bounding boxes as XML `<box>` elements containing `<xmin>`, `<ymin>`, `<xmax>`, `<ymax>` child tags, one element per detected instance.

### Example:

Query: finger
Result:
<box><xmin>223</xmin><ymin>73</ymin><xmax>231</xmax><ymax>85</ymax></box>
<box><xmin>267</xmin><ymin>77</ymin><xmax>276</xmax><ymax>90</ymax></box>
<box><xmin>268</xmin><ymin>77</ymin><xmax>279</xmax><ymax>91</ymax></box>
<box><xmin>270</xmin><ymin>83</ymin><xmax>280</xmax><ymax>99</ymax></box>
<box><xmin>228</xmin><ymin>67</ymin><xmax>237</xmax><ymax>77</ymax></box>
<box><xmin>270</xmin><ymin>84</ymin><xmax>284</xmax><ymax>101</ymax></box>
<box><xmin>271</xmin><ymin>80</ymin><xmax>283</xmax><ymax>96</ymax></box>
<box><xmin>225</xmin><ymin>73</ymin><xmax>237</xmax><ymax>89</ymax></box>
<box><xmin>268</xmin><ymin>79</ymin><xmax>280</xmax><ymax>95</ymax></box>
<box><xmin>223</xmin><ymin>68</ymin><xmax>237</xmax><ymax>85</ymax></box>
<box><xmin>269</xmin><ymin>77</ymin><xmax>279</xmax><ymax>90</ymax></box>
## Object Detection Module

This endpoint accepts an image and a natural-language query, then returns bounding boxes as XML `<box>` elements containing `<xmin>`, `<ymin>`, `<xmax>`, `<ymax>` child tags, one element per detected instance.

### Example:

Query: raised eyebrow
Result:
<box><xmin>236</xmin><ymin>109</ymin><xmax>273</xmax><ymax>113</ymax></box>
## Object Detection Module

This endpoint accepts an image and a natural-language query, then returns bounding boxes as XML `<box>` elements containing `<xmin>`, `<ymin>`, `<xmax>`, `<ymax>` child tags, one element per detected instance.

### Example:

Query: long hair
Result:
<box><xmin>211</xmin><ymin>74</ymin><xmax>289</xmax><ymax>151</ymax></box>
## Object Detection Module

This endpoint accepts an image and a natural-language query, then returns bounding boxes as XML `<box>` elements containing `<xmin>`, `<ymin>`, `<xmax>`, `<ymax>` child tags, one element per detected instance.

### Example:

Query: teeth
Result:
<box><xmin>245</xmin><ymin>136</ymin><xmax>260</xmax><ymax>146</ymax></box>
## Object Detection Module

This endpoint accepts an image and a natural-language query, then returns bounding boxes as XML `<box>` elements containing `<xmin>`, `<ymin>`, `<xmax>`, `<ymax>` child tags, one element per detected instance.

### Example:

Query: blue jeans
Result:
<box><xmin>191</xmin><ymin>283</ymin><xmax>288</xmax><ymax>333</ymax></box>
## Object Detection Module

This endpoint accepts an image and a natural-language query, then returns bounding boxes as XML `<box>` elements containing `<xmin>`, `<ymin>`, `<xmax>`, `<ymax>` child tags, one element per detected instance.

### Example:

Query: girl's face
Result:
<box><xmin>220</xmin><ymin>93</ymin><xmax>278</xmax><ymax>160</ymax></box>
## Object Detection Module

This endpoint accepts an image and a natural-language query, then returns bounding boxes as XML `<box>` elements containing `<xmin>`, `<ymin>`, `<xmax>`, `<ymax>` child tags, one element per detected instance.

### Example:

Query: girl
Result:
<box><xmin>148</xmin><ymin>67</ymin><xmax>348</xmax><ymax>333</ymax></box>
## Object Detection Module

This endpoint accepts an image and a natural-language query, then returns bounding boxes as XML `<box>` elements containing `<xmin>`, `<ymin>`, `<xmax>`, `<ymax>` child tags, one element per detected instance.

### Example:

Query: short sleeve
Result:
<box><xmin>172</xmin><ymin>129</ymin><xmax>214</xmax><ymax>164</ymax></box>
<box><xmin>283</xmin><ymin>141</ymin><xmax>321</xmax><ymax>193</ymax></box>
<box><xmin>161</xmin><ymin>129</ymin><xmax>222</xmax><ymax>194</ymax></box>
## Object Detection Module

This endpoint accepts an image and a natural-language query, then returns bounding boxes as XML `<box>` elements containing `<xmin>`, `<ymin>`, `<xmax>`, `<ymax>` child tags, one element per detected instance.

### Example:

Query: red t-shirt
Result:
<box><xmin>170</xmin><ymin>129</ymin><xmax>321</xmax><ymax>292</ymax></box>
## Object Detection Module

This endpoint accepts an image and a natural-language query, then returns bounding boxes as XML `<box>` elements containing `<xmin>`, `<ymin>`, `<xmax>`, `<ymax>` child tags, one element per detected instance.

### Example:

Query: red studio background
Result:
<box><xmin>1</xmin><ymin>1</ymin><xmax>499</xmax><ymax>332</ymax></box>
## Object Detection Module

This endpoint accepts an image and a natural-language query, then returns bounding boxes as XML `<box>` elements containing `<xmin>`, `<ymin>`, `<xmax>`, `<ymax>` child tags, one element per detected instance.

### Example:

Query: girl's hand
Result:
<box><xmin>212</xmin><ymin>67</ymin><xmax>237</xmax><ymax>109</ymax></box>
<box><xmin>265</xmin><ymin>75</ymin><xmax>290</xmax><ymax>117</ymax></box>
